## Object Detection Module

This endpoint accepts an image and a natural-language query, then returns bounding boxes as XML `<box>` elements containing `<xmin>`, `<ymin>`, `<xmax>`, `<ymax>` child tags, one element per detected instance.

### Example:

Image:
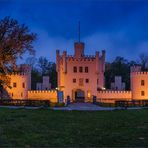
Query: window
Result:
<box><xmin>87</xmin><ymin>91</ymin><xmax>91</xmax><ymax>98</ymax></box>
<box><xmin>97</xmin><ymin>79</ymin><xmax>99</xmax><ymax>85</ymax></box>
<box><xmin>21</xmin><ymin>93</ymin><xmax>23</xmax><ymax>97</ymax></box>
<box><xmin>79</xmin><ymin>78</ymin><xmax>84</xmax><ymax>86</ymax></box>
<box><xmin>79</xmin><ymin>67</ymin><xmax>83</xmax><ymax>73</ymax></box>
<box><xmin>141</xmin><ymin>80</ymin><xmax>145</xmax><ymax>86</ymax></box>
<box><xmin>85</xmin><ymin>67</ymin><xmax>88</xmax><ymax>73</ymax></box>
<box><xmin>73</xmin><ymin>66</ymin><xmax>77</xmax><ymax>73</ymax></box>
<box><xmin>13</xmin><ymin>82</ymin><xmax>17</xmax><ymax>88</ymax></box>
<box><xmin>141</xmin><ymin>91</ymin><xmax>145</xmax><ymax>96</ymax></box>
<box><xmin>22</xmin><ymin>82</ymin><xmax>25</xmax><ymax>88</ymax></box>
<box><xmin>73</xmin><ymin>79</ymin><xmax>76</xmax><ymax>83</ymax></box>
<box><xmin>86</xmin><ymin>79</ymin><xmax>89</xmax><ymax>83</ymax></box>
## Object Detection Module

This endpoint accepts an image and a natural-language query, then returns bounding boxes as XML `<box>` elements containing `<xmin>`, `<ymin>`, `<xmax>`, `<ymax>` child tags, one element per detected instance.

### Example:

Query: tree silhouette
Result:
<box><xmin>0</xmin><ymin>16</ymin><xmax>36</xmax><ymax>89</ymax></box>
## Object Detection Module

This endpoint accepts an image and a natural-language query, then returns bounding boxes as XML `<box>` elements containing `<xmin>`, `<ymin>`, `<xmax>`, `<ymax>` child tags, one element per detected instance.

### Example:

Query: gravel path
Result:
<box><xmin>53</xmin><ymin>103</ymin><xmax>114</xmax><ymax>111</ymax></box>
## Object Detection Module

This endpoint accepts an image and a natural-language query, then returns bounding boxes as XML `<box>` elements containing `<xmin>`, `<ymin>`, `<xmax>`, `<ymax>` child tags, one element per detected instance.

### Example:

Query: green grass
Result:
<box><xmin>0</xmin><ymin>108</ymin><xmax>148</xmax><ymax>147</ymax></box>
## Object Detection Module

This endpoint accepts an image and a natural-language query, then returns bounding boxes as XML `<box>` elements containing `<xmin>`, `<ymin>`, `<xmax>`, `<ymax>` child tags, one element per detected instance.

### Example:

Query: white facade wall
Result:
<box><xmin>131</xmin><ymin>72</ymin><xmax>148</xmax><ymax>100</ymax></box>
<box><xmin>56</xmin><ymin>42</ymin><xmax>105</xmax><ymax>101</ymax></box>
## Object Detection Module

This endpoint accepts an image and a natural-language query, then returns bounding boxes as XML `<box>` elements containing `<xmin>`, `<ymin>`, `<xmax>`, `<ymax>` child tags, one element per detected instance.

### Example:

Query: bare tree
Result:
<box><xmin>0</xmin><ymin>16</ymin><xmax>36</xmax><ymax>88</ymax></box>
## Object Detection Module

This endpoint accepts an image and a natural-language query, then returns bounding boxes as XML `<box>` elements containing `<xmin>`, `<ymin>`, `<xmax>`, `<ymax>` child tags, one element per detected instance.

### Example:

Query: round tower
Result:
<box><xmin>130</xmin><ymin>66</ymin><xmax>148</xmax><ymax>100</ymax></box>
<box><xmin>6</xmin><ymin>72</ymin><xmax>30</xmax><ymax>99</ymax></box>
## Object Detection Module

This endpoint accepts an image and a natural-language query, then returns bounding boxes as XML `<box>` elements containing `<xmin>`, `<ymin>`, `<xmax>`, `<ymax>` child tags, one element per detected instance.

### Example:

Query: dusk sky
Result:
<box><xmin>0</xmin><ymin>0</ymin><xmax>148</xmax><ymax>62</ymax></box>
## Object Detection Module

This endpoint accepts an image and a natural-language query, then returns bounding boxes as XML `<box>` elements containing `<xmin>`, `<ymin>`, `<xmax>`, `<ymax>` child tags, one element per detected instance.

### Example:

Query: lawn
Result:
<box><xmin>0</xmin><ymin>108</ymin><xmax>148</xmax><ymax>147</ymax></box>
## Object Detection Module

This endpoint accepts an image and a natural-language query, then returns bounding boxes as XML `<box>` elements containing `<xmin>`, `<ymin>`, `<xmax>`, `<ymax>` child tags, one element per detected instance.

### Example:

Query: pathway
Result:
<box><xmin>53</xmin><ymin>103</ymin><xmax>114</xmax><ymax>111</ymax></box>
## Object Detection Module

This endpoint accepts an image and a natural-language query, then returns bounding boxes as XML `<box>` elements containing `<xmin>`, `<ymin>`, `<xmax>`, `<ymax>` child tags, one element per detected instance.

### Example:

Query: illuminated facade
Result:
<box><xmin>4</xmin><ymin>42</ymin><xmax>148</xmax><ymax>103</ymax></box>
<box><xmin>5</xmin><ymin>64</ymin><xmax>31</xmax><ymax>99</ymax></box>
<box><xmin>56</xmin><ymin>42</ymin><xmax>105</xmax><ymax>102</ymax></box>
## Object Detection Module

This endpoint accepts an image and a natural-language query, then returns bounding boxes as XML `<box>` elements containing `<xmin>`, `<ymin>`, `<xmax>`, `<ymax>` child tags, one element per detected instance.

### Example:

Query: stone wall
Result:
<box><xmin>97</xmin><ymin>90</ymin><xmax>132</xmax><ymax>103</ymax></box>
<box><xmin>28</xmin><ymin>90</ymin><xmax>58</xmax><ymax>103</ymax></box>
<box><xmin>131</xmin><ymin>71</ymin><xmax>148</xmax><ymax>100</ymax></box>
<box><xmin>6</xmin><ymin>72</ymin><xmax>31</xmax><ymax>99</ymax></box>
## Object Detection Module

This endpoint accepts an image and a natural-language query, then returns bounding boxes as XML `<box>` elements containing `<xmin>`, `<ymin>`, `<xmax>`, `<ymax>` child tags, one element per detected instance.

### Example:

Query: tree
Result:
<box><xmin>37</xmin><ymin>57</ymin><xmax>57</xmax><ymax>89</ymax></box>
<box><xmin>0</xmin><ymin>16</ymin><xmax>36</xmax><ymax>89</ymax></box>
<box><xmin>139</xmin><ymin>53</ymin><xmax>148</xmax><ymax>71</ymax></box>
<box><xmin>105</xmin><ymin>56</ymin><xmax>131</xmax><ymax>90</ymax></box>
<box><xmin>38</xmin><ymin>57</ymin><xmax>50</xmax><ymax>75</ymax></box>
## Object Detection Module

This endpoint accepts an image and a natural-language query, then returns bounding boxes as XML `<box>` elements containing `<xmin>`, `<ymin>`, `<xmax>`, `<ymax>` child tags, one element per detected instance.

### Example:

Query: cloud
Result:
<box><xmin>1</xmin><ymin>0</ymin><xmax>148</xmax><ymax>63</ymax></box>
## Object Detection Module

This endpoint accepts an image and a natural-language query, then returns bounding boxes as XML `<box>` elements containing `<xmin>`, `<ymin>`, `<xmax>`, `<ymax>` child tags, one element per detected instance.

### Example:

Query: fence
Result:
<box><xmin>0</xmin><ymin>99</ymin><xmax>50</xmax><ymax>107</ymax></box>
<box><xmin>115</xmin><ymin>100</ymin><xmax>148</xmax><ymax>109</ymax></box>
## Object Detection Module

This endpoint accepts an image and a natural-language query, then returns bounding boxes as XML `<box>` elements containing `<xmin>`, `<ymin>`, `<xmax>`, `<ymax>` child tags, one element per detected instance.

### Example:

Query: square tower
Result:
<box><xmin>56</xmin><ymin>42</ymin><xmax>105</xmax><ymax>102</ymax></box>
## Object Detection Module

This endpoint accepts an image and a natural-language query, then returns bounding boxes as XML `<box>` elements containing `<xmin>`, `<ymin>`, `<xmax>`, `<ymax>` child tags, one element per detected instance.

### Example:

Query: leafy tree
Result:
<box><xmin>38</xmin><ymin>57</ymin><xmax>50</xmax><ymax>75</ymax></box>
<box><xmin>105</xmin><ymin>56</ymin><xmax>131</xmax><ymax>90</ymax></box>
<box><xmin>0</xmin><ymin>17</ymin><xmax>36</xmax><ymax>90</ymax></box>
<box><xmin>29</xmin><ymin>57</ymin><xmax>57</xmax><ymax>89</ymax></box>
<box><xmin>139</xmin><ymin>53</ymin><xmax>148</xmax><ymax>71</ymax></box>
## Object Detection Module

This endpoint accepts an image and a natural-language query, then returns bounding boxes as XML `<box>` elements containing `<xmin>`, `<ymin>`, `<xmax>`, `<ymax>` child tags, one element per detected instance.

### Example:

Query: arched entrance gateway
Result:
<box><xmin>74</xmin><ymin>89</ymin><xmax>85</xmax><ymax>103</ymax></box>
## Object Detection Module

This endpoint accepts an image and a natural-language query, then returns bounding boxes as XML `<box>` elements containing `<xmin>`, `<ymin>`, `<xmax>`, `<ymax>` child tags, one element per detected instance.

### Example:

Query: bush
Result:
<box><xmin>50</xmin><ymin>102</ymin><xmax>65</xmax><ymax>107</ymax></box>
<box><xmin>95</xmin><ymin>102</ymin><xmax>115</xmax><ymax>107</ymax></box>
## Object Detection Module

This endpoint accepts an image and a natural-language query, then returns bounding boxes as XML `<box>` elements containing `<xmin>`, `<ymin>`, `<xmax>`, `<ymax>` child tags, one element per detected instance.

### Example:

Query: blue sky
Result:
<box><xmin>0</xmin><ymin>0</ymin><xmax>148</xmax><ymax>62</ymax></box>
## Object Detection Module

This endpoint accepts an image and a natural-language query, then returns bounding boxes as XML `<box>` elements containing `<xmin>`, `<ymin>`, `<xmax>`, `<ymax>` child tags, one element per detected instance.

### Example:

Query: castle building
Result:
<box><xmin>56</xmin><ymin>41</ymin><xmax>105</xmax><ymax>102</ymax></box>
<box><xmin>130</xmin><ymin>66</ymin><xmax>148</xmax><ymax>100</ymax></box>
<box><xmin>3</xmin><ymin>42</ymin><xmax>148</xmax><ymax>103</ymax></box>
<box><xmin>5</xmin><ymin>64</ymin><xmax>31</xmax><ymax>99</ymax></box>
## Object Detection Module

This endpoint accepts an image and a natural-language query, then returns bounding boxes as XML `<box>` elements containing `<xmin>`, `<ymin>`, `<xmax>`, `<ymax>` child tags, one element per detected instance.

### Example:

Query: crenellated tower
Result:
<box><xmin>56</xmin><ymin>41</ymin><xmax>105</xmax><ymax>102</ymax></box>
<box><xmin>5</xmin><ymin>64</ymin><xmax>31</xmax><ymax>99</ymax></box>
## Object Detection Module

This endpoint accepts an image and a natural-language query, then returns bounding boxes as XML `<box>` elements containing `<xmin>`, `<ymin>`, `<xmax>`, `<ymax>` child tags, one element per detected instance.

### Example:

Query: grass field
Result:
<box><xmin>0</xmin><ymin>108</ymin><xmax>148</xmax><ymax>147</ymax></box>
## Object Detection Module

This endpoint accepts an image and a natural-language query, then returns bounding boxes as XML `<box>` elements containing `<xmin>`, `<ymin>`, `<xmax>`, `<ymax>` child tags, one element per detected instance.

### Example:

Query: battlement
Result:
<box><xmin>28</xmin><ymin>90</ymin><xmax>57</xmax><ymax>93</ymax></box>
<box><xmin>9</xmin><ymin>72</ymin><xmax>30</xmax><ymax>76</ymax></box>
<box><xmin>96</xmin><ymin>90</ymin><xmax>132</xmax><ymax>102</ymax></box>
<box><xmin>97</xmin><ymin>90</ymin><xmax>131</xmax><ymax>94</ymax></box>
<box><xmin>67</xmin><ymin>57</ymin><xmax>96</xmax><ymax>62</ymax></box>
<box><xmin>131</xmin><ymin>71</ymin><xmax>148</xmax><ymax>75</ymax></box>
<box><xmin>28</xmin><ymin>90</ymin><xmax>58</xmax><ymax>102</ymax></box>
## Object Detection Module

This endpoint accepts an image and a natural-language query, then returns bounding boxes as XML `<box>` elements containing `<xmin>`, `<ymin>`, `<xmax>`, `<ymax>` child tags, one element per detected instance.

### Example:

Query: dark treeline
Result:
<box><xmin>27</xmin><ymin>53</ymin><xmax>148</xmax><ymax>91</ymax></box>
<box><xmin>105</xmin><ymin>54</ymin><xmax>148</xmax><ymax>90</ymax></box>
<box><xmin>26</xmin><ymin>57</ymin><xmax>57</xmax><ymax>90</ymax></box>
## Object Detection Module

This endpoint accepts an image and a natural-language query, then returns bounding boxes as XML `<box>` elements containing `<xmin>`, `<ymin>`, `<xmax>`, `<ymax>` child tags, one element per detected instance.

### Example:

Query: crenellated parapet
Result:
<box><xmin>96</xmin><ymin>90</ymin><xmax>132</xmax><ymax>103</ymax></box>
<box><xmin>9</xmin><ymin>72</ymin><xmax>30</xmax><ymax>76</ymax></box>
<box><xmin>28</xmin><ymin>90</ymin><xmax>57</xmax><ymax>93</ymax></box>
<box><xmin>131</xmin><ymin>71</ymin><xmax>148</xmax><ymax>75</ymax></box>
<box><xmin>97</xmin><ymin>90</ymin><xmax>131</xmax><ymax>94</ymax></box>
<box><xmin>28</xmin><ymin>90</ymin><xmax>58</xmax><ymax>102</ymax></box>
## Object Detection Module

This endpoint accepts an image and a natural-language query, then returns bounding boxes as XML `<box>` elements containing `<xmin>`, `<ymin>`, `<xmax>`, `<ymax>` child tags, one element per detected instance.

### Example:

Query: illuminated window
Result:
<box><xmin>141</xmin><ymin>91</ymin><xmax>145</xmax><ymax>96</ymax></box>
<box><xmin>73</xmin><ymin>79</ymin><xmax>76</xmax><ymax>83</ymax></box>
<box><xmin>22</xmin><ymin>82</ymin><xmax>25</xmax><ymax>88</ymax></box>
<box><xmin>141</xmin><ymin>80</ymin><xmax>145</xmax><ymax>86</ymax></box>
<box><xmin>13</xmin><ymin>83</ymin><xmax>17</xmax><ymax>88</ymax></box>
<box><xmin>79</xmin><ymin>67</ymin><xmax>83</xmax><ymax>73</ymax></box>
<box><xmin>87</xmin><ymin>91</ymin><xmax>91</xmax><ymax>98</ymax></box>
<box><xmin>85</xmin><ymin>67</ymin><xmax>88</xmax><ymax>73</ymax></box>
<box><xmin>86</xmin><ymin>79</ymin><xmax>89</xmax><ymax>83</ymax></box>
<box><xmin>73</xmin><ymin>66</ymin><xmax>77</xmax><ymax>73</ymax></box>
<box><xmin>79</xmin><ymin>78</ymin><xmax>84</xmax><ymax>86</ymax></box>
